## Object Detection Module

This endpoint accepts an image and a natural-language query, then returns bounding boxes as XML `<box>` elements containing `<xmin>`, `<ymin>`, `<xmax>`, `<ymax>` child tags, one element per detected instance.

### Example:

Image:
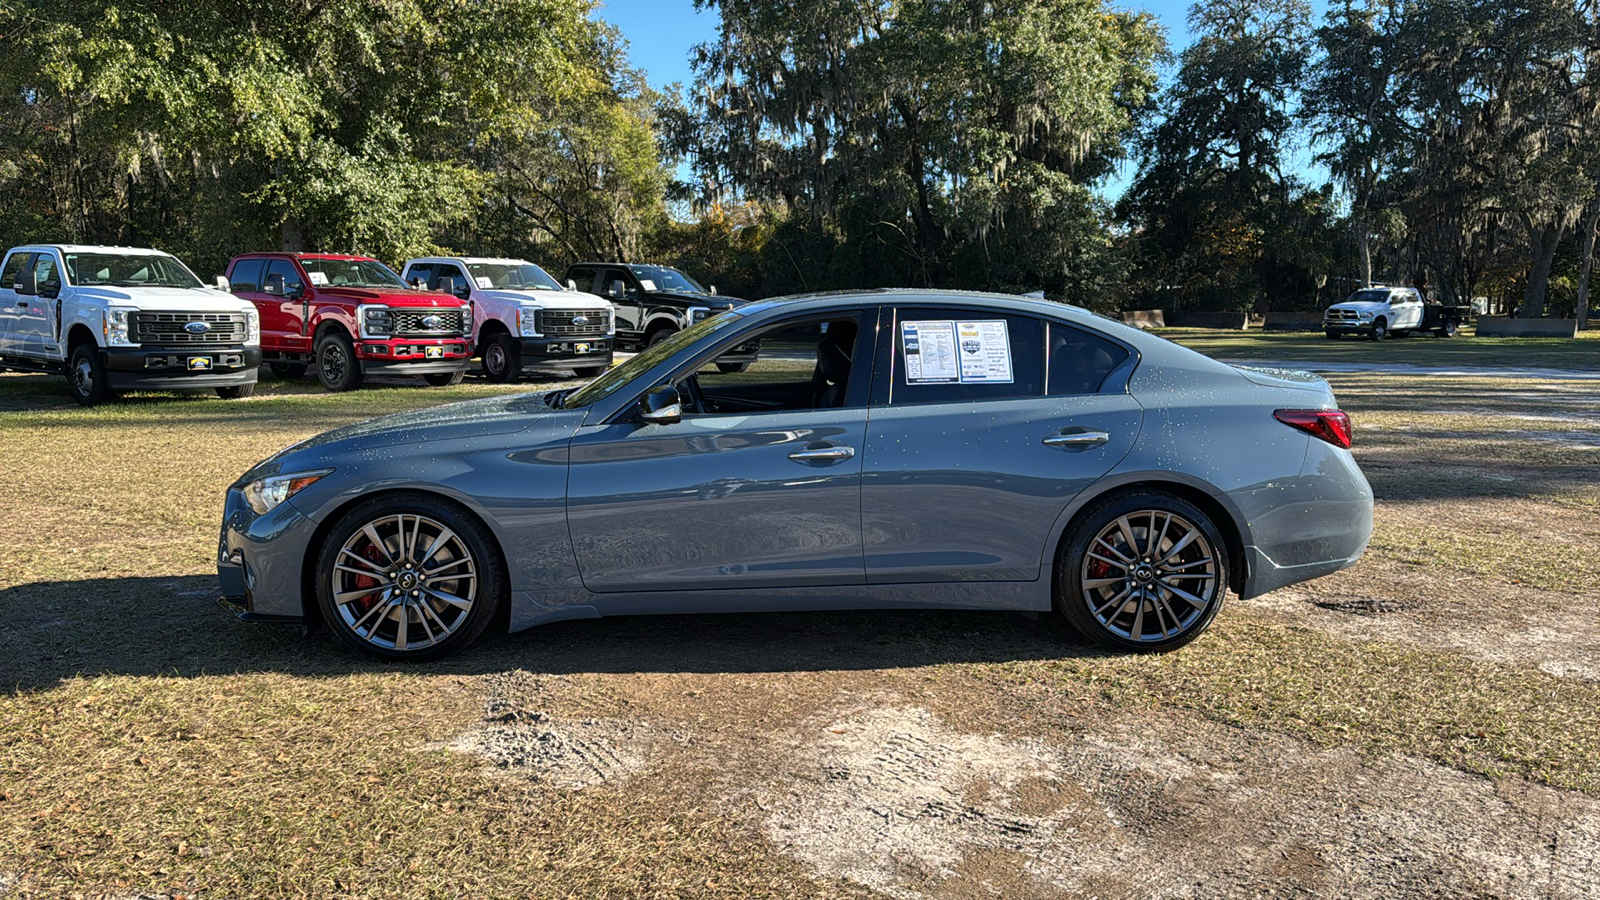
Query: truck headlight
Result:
<box><xmin>104</xmin><ymin>306</ymin><xmax>137</xmax><ymax>347</ymax></box>
<box><xmin>461</xmin><ymin>304</ymin><xmax>473</xmax><ymax>338</ymax></box>
<box><xmin>244</xmin><ymin>308</ymin><xmax>261</xmax><ymax>345</ymax></box>
<box><xmin>689</xmin><ymin>306</ymin><xmax>711</xmax><ymax>322</ymax></box>
<box><xmin>608</xmin><ymin>307</ymin><xmax>616</xmax><ymax>335</ymax></box>
<box><xmin>241</xmin><ymin>469</ymin><xmax>332</xmax><ymax>515</ymax></box>
<box><xmin>1358</xmin><ymin>311</ymin><xmax>1374</xmax><ymax>320</ymax></box>
<box><xmin>362</xmin><ymin>307</ymin><xmax>393</xmax><ymax>338</ymax></box>
<box><xmin>517</xmin><ymin>306</ymin><xmax>541</xmax><ymax>337</ymax></box>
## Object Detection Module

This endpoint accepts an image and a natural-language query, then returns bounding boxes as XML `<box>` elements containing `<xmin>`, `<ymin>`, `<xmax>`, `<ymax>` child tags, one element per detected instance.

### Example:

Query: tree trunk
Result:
<box><xmin>1521</xmin><ymin>221</ymin><xmax>1563</xmax><ymax>318</ymax></box>
<box><xmin>280</xmin><ymin>218</ymin><xmax>308</xmax><ymax>252</ymax></box>
<box><xmin>1578</xmin><ymin>200</ymin><xmax>1598</xmax><ymax>331</ymax></box>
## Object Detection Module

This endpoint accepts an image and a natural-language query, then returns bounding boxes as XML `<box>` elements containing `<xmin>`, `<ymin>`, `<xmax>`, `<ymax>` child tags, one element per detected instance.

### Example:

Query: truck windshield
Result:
<box><xmin>561</xmin><ymin>312</ymin><xmax>739</xmax><ymax>408</ymax></box>
<box><xmin>1341</xmin><ymin>289</ymin><xmax>1391</xmax><ymax>305</ymax></box>
<box><xmin>629</xmin><ymin>265</ymin><xmax>707</xmax><ymax>294</ymax></box>
<box><xmin>300</xmin><ymin>258</ymin><xmax>407</xmax><ymax>289</ymax></box>
<box><xmin>64</xmin><ymin>253</ymin><xmax>203</xmax><ymax>289</ymax></box>
<box><xmin>467</xmin><ymin>262</ymin><xmax>562</xmax><ymax>292</ymax></box>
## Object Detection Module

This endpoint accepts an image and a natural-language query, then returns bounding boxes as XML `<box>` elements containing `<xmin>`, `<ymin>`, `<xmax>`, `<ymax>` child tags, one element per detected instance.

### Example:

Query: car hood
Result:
<box><xmin>480</xmin><ymin>288</ymin><xmax>610</xmax><ymax>309</ymax></box>
<box><xmin>74</xmin><ymin>286</ymin><xmax>253</xmax><ymax>313</ymax></box>
<box><xmin>235</xmin><ymin>391</ymin><xmax>564</xmax><ymax>485</ymax></box>
<box><xmin>1326</xmin><ymin>300</ymin><xmax>1388</xmax><ymax>314</ymax></box>
<box><xmin>315</xmin><ymin>286</ymin><xmax>464</xmax><ymax>308</ymax></box>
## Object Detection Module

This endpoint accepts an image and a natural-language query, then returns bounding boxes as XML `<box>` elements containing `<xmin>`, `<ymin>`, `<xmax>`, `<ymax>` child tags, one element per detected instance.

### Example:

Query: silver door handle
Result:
<box><xmin>1043</xmin><ymin>430</ymin><xmax>1109</xmax><ymax>447</ymax></box>
<box><xmin>788</xmin><ymin>444</ymin><xmax>856</xmax><ymax>462</ymax></box>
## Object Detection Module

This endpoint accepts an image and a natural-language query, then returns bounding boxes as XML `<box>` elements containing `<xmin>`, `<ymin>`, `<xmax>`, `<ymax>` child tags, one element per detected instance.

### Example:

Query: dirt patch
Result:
<box><xmin>754</xmin><ymin>701</ymin><xmax>1600</xmax><ymax>899</ymax></box>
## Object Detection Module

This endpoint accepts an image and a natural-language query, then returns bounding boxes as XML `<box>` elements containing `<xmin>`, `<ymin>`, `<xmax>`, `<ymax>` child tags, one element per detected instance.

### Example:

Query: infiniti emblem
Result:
<box><xmin>572</xmin><ymin>315</ymin><xmax>589</xmax><ymax>326</ymax></box>
<box><xmin>184</xmin><ymin>321</ymin><xmax>210</xmax><ymax>335</ymax></box>
<box><xmin>421</xmin><ymin>314</ymin><xmax>443</xmax><ymax>329</ymax></box>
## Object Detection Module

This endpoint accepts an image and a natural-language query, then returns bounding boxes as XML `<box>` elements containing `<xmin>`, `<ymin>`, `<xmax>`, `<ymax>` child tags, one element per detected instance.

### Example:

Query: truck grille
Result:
<box><xmin>1324</xmin><ymin>309</ymin><xmax>1361</xmax><ymax>323</ymax></box>
<box><xmin>132</xmin><ymin>312</ymin><xmax>247</xmax><ymax>346</ymax></box>
<box><xmin>391</xmin><ymin>310</ymin><xmax>465</xmax><ymax>337</ymax></box>
<box><xmin>538</xmin><ymin>309</ymin><xmax>609</xmax><ymax>336</ymax></box>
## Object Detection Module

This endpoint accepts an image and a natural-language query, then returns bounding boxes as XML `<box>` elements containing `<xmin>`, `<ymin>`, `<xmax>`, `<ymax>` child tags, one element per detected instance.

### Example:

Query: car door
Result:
<box><xmin>600</xmin><ymin>266</ymin><xmax>645</xmax><ymax>334</ymax></box>
<box><xmin>860</xmin><ymin>306</ymin><xmax>1143</xmax><ymax>583</ymax></box>
<box><xmin>0</xmin><ymin>251</ymin><xmax>32</xmax><ymax>355</ymax></box>
<box><xmin>258</xmin><ymin>258</ymin><xmax>311</xmax><ymax>350</ymax></box>
<box><xmin>565</xmin><ymin>309</ymin><xmax>877</xmax><ymax>592</ymax></box>
<box><xmin>16</xmin><ymin>251</ymin><xmax>64</xmax><ymax>358</ymax></box>
<box><xmin>1393</xmin><ymin>290</ymin><xmax>1424</xmax><ymax>329</ymax></box>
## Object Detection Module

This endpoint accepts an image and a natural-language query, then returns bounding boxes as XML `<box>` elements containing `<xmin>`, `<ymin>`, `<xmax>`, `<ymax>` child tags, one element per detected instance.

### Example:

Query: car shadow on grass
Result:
<box><xmin>0</xmin><ymin>574</ymin><xmax>1096</xmax><ymax>692</ymax></box>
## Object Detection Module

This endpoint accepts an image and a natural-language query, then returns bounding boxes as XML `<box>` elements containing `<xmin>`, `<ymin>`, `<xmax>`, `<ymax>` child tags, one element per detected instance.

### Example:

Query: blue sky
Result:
<box><xmin>595</xmin><ymin>0</ymin><xmax>1327</xmax><ymax>199</ymax></box>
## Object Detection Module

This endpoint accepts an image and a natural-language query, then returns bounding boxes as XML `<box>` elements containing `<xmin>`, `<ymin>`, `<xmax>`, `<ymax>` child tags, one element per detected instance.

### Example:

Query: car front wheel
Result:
<box><xmin>424</xmin><ymin>372</ymin><xmax>464</xmax><ymax>387</ymax></box>
<box><xmin>315</xmin><ymin>493</ymin><xmax>504</xmax><ymax>661</ymax></box>
<box><xmin>316</xmin><ymin>332</ymin><xmax>365</xmax><ymax>392</ymax></box>
<box><xmin>68</xmin><ymin>343</ymin><xmax>113</xmax><ymax>406</ymax></box>
<box><xmin>1054</xmin><ymin>491</ymin><xmax>1228</xmax><ymax>652</ymax></box>
<box><xmin>1369</xmin><ymin>318</ymin><xmax>1388</xmax><ymax>341</ymax></box>
<box><xmin>481</xmin><ymin>333</ymin><xmax>521</xmax><ymax>383</ymax></box>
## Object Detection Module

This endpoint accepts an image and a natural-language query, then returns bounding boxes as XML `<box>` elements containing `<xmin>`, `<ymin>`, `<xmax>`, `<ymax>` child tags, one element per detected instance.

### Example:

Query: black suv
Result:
<box><xmin>562</xmin><ymin>262</ymin><xmax>760</xmax><ymax>371</ymax></box>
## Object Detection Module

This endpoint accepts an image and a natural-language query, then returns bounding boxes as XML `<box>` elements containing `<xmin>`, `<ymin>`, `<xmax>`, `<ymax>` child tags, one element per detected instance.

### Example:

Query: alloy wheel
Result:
<box><xmin>330</xmin><ymin>513</ymin><xmax>479</xmax><ymax>652</ymax></box>
<box><xmin>1079</xmin><ymin>510</ymin><xmax>1218</xmax><ymax>643</ymax></box>
<box><xmin>321</xmin><ymin>342</ymin><xmax>347</xmax><ymax>381</ymax></box>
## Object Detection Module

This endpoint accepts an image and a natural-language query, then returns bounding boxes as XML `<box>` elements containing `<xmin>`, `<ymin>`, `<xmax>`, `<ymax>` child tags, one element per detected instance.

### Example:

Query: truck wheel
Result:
<box><xmin>1053</xmin><ymin>491</ymin><xmax>1228</xmax><ymax>652</ymax></box>
<box><xmin>646</xmin><ymin>327</ymin><xmax>676</xmax><ymax>348</ymax></box>
<box><xmin>481</xmin><ymin>333</ymin><xmax>521</xmax><ymax>384</ymax></box>
<box><xmin>315</xmin><ymin>332</ymin><xmax>365</xmax><ymax>392</ymax></box>
<box><xmin>716</xmin><ymin>362</ymin><xmax>750</xmax><ymax>374</ymax></box>
<box><xmin>574</xmin><ymin>365</ymin><xmax>608</xmax><ymax>377</ymax></box>
<box><xmin>1437</xmin><ymin>319</ymin><xmax>1458</xmax><ymax>338</ymax></box>
<box><xmin>1369</xmin><ymin>318</ymin><xmax>1388</xmax><ymax>342</ymax></box>
<box><xmin>424</xmin><ymin>372</ymin><xmax>464</xmax><ymax>387</ymax></box>
<box><xmin>216</xmin><ymin>384</ymin><xmax>255</xmax><ymax>400</ymax></box>
<box><xmin>268</xmin><ymin>362</ymin><xmax>307</xmax><ymax>379</ymax></box>
<box><xmin>1324</xmin><ymin>330</ymin><xmax>1341</xmax><ymax>340</ymax></box>
<box><xmin>67</xmin><ymin>343</ymin><xmax>114</xmax><ymax>406</ymax></box>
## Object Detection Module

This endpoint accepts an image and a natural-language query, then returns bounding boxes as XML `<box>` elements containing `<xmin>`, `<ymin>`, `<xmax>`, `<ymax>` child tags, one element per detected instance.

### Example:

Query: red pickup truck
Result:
<box><xmin>225</xmin><ymin>253</ymin><xmax>472</xmax><ymax>391</ymax></box>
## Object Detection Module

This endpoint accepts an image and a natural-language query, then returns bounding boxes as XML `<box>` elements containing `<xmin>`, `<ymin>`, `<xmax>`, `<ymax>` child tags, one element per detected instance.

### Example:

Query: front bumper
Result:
<box><xmin>217</xmin><ymin>487</ymin><xmax>317</xmax><ymax>624</ymax></box>
<box><xmin>356</xmin><ymin>338</ymin><xmax>472</xmax><ymax>370</ymax></box>
<box><xmin>518</xmin><ymin>337</ymin><xmax>614</xmax><ymax>369</ymax></box>
<box><xmin>1322</xmin><ymin>320</ymin><xmax>1373</xmax><ymax>334</ymax></box>
<box><xmin>105</xmin><ymin>346</ymin><xmax>261</xmax><ymax>390</ymax></box>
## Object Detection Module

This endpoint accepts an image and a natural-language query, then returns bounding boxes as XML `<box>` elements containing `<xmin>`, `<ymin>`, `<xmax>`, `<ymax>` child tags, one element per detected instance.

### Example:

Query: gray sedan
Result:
<box><xmin>218</xmin><ymin>290</ymin><xmax>1372</xmax><ymax>660</ymax></box>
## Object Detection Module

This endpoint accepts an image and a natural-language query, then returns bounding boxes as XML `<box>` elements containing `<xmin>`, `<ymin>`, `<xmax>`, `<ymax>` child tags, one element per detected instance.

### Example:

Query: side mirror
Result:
<box><xmin>566</xmin><ymin>279</ymin><xmax>578</xmax><ymax>291</ymax></box>
<box><xmin>263</xmin><ymin>272</ymin><xmax>286</xmax><ymax>296</ymax></box>
<box><xmin>15</xmin><ymin>268</ymin><xmax>37</xmax><ymax>296</ymax></box>
<box><xmin>607</xmin><ymin>280</ymin><xmax>627</xmax><ymax>299</ymax></box>
<box><xmin>637</xmin><ymin>385</ymin><xmax>682</xmax><ymax>425</ymax></box>
<box><xmin>440</xmin><ymin>276</ymin><xmax>469</xmax><ymax>298</ymax></box>
<box><xmin>408</xmin><ymin>276</ymin><xmax>426</xmax><ymax>289</ymax></box>
<box><xmin>215</xmin><ymin>275</ymin><xmax>231</xmax><ymax>292</ymax></box>
<box><xmin>709</xmin><ymin>285</ymin><xmax>718</xmax><ymax>296</ymax></box>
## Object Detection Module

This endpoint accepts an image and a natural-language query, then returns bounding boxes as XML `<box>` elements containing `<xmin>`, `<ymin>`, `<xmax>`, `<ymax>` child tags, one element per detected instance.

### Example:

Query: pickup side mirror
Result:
<box><xmin>215</xmin><ymin>275</ymin><xmax>231</xmax><ymax>292</ymax></box>
<box><xmin>15</xmin><ymin>268</ymin><xmax>37</xmax><ymax>296</ymax></box>
<box><xmin>607</xmin><ymin>280</ymin><xmax>628</xmax><ymax>299</ymax></box>
<box><xmin>408</xmin><ymin>276</ymin><xmax>426</xmax><ymax>289</ymax></box>
<box><xmin>638</xmin><ymin>385</ymin><xmax>682</xmax><ymax>425</ymax></box>
<box><xmin>440</xmin><ymin>276</ymin><xmax>469</xmax><ymax>298</ymax></box>
<box><xmin>709</xmin><ymin>284</ymin><xmax>717</xmax><ymax>296</ymax></box>
<box><xmin>566</xmin><ymin>279</ymin><xmax>578</xmax><ymax>291</ymax></box>
<box><xmin>263</xmin><ymin>272</ymin><xmax>286</xmax><ymax>296</ymax></box>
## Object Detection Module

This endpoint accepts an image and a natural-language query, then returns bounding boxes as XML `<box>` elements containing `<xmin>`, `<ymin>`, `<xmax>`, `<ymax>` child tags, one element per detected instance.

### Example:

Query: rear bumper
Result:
<box><xmin>1238</xmin><ymin>440</ymin><xmax>1374</xmax><ymax>599</ymax></box>
<box><xmin>105</xmin><ymin>346</ymin><xmax>260</xmax><ymax>390</ymax></box>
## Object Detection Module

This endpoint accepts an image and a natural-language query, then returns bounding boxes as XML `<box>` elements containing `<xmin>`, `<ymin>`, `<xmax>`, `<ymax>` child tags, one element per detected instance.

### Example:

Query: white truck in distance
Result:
<box><xmin>1322</xmin><ymin>285</ymin><xmax>1470</xmax><ymax>341</ymax></box>
<box><xmin>401</xmin><ymin>257</ymin><xmax>614</xmax><ymax>382</ymax></box>
<box><xmin>0</xmin><ymin>244</ymin><xmax>261</xmax><ymax>405</ymax></box>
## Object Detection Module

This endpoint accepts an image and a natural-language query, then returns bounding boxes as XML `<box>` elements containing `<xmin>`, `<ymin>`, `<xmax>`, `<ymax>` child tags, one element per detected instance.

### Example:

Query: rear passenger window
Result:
<box><xmin>1047</xmin><ymin>323</ymin><xmax>1128</xmax><ymax>395</ymax></box>
<box><xmin>229</xmin><ymin>259</ymin><xmax>265</xmax><ymax>292</ymax></box>
<box><xmin>886</xmin><ymin>308</ymin><xmax>1044</xmax><ymax>404</ymax></box>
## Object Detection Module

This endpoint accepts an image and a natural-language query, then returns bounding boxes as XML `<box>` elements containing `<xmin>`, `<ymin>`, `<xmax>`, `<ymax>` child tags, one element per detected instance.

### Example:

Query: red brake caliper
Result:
<box><xmin>351</xmin><ymin>542</ymin><xmax>384</xmax><ymax>612</ymax></box>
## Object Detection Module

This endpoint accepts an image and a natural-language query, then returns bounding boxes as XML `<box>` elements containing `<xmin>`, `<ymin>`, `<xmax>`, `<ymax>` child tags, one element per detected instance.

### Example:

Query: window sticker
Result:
<box><xmin>637</xmin><ymin>278</ymin><xmax>657</xmax><ymax>292</ymax></box>
<box><xmin>901</xmin><ymin>321</ymin><xmax>959</xmax><ymax>383</ymax></box>
<box><xmin>955</xmin><ymin>320</ymin><xmax>1013</xmax><ymax>383</ymax></box>
<box><xmin>306</xmin><ymin>272</ymin><xmax>329</xmax><ymax>286</ymax></box>
<box><xmin>475</xmin><ymin>276</ymin><xmax>493</xmax><ymax>289</ymax></box>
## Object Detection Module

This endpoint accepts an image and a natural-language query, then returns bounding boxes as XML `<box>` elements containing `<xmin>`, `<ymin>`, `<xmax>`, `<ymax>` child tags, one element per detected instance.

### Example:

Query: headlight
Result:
<box><xmin>244</xmin><ymin>308</ymin><xmax>261</xmax><ymax>345</ymax></box>
<box><xmin>607</xmin><ymin>307</ymin><xmax>616</xmax><ymax>335</ymax></box>
<box><xmin>689</xmin><ymin>306</ymin><xmax>711</xmax><ymax>322</ymax></box>
<box><xmin>1358</xmin><ymin>311</ymin><xmax>1374</xmax><ymax>320</ymax></box>
<box><xmin>104</xmin><ymin>306</ymin><xmax>137</xmax><ymax>346</ymax></box>
<box><xmin>362</xmin><ymin>307</ymin><xmax>393</xmax><ymax>337</ymax></box>
<box><xmin>517</xmin><ymin>306</ymin><xmax>541</xmax><ymax>337</ymax></box>
<box><xmin>241</xmin><ymin>469</ymin><xmax>332</xmax><ymax>515</ymax></box>
<box><xmin>461</xmin><ymin>304</ymin><xmax>473</xmax><ymax>337</ymax></box>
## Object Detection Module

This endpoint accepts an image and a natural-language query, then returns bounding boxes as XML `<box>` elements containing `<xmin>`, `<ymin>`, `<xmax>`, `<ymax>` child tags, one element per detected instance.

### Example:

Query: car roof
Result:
<box><xmin>228</xmin><ymin>252</ymin><xmax>379</xmax><ymax>262</ymax></box>
<box><xmin>569</xmin><ymin>261</ymin><xmax>684</xmax><ymax>269</ymax></box>
<box><xmin>13</xmin><ymin>245</ymin><xmax>178</xmax><ymax>256</ymax></box>
<box><xmin>408</xmin><ymin>256</ymin><xmax>536</xmax><ymax>266</ymax></box>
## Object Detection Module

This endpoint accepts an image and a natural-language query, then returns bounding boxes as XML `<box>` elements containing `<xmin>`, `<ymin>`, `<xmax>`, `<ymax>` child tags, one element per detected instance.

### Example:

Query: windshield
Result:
<box><xmin>299</xmin><ymin>257</ymin><xmax>407</xmax><ymax>289</ymax></box>
<box><xmin>1340</xmin><ymin>289</ymin><xmax>1391</xmax><ymax>306</ymax></box>
<box><xmin>467</xmin><ymin>262</ymin><xmax>562</xmax><ymax>292</ymax></box>
<box><xmin>563</xmin><ymin>312</ymin><xmax>740</xmax><ymax>408</ymax></box>
<box><xmin>65</xmin><ymin>253</ymin><xmax>203</xmax><ymax>289</ymax></box>
<box><xmin>629</xmin><ymin>265</ymin><xmax>707</xmax><ymax>294</ymax></box>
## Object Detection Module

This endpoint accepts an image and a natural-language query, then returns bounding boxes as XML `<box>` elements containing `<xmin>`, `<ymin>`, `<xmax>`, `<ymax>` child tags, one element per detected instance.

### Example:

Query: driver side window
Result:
<box><xmin>676</xmin><ymin>313</ymin><xmax>870</xmax><ymax>416</ymax></box>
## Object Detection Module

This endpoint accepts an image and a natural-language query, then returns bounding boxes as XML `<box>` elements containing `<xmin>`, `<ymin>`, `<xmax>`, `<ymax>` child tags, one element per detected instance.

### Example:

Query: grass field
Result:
<box><xmin>2</xmin><ymin>336</ymin><xmax>1600</xmax><ymax>898</ymax></box>
<box><xmin>1161</xmin><ymin>323</ymin><xmax>1600</xmax><ymax>369</ymax></box>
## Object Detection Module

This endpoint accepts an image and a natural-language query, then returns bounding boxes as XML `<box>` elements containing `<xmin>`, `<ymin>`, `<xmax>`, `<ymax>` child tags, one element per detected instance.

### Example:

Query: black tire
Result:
<box><xmin>424</xmin><ymin>372</ymin><xmax>465</xmax><ymax>387</ymax></box>
<box><xmin>646</xmin><ymin>327</ymin><xmax>676</xmax><ymax>348</ymax></box>
<box><xmin>216</xmin><ymin>383</ymin><xmax>255</xmax><ymax>400</ymax></box>
<box><xmin>1324</xmin><ymin>330</ymin><xmax>1341</xmax><ymax>340</ymax></box>
<box><xmin>480</xmin><ymin>332</ymin><xmax>521</xmax><ymax>384</ymax></box>
<box><xmin>1053</xmin><ymin>490</ymin><xmax>1229</xmax><ymax>652</ymax></box>
<box><xmin>315</xmin><ymin>492</ymin><xmax>506</xmax><ymax>662</ymax></box>
<box><xmin>268</xmin><ymin>362</ymin><xmax>308</xmax><ymax>379</ymax></box>
<box><xmin>574</xmin><ymin>364</ymin><xmax>609</xmax><ymax>377</ymax></box>
<box><xmin>716</xmin><ymin>362</ymin><xmax>750</xmax><ymax>374</ymax></box>
<box><xmin>315</xmin><ymin>331</ymin><xmax>365</xmax><ymax>392</ymax></box>
<box><xmin>1369</xmin><ymin>318</ymin><xmax>1388</xmax><ymax>341</ymax></box>
<box><xmin>67</xmin><ymin>343</ymin><xmax>113</xmax><ymax>406</ymax></box>
<box><xmin>1438</xmin><ymin>318</ymin><xmax>1458</xmax><ymax>338</ymax></box>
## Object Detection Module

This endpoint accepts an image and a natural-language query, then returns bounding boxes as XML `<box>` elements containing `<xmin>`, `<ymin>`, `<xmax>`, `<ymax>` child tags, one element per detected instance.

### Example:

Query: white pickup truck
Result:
<box><xmin>0</xmin><ymin>244</ymin><xmax>261</xmax><ymax>405</ymax></box>
<box><xmin>401</xmin><ymin>256</ymin><xmax>614</xmax><ymax>382</ymax></box>
<box><xmin>1322</xmin><ymin>286</ymin><xmax>1469</xmax><ymax>341</ymax></box>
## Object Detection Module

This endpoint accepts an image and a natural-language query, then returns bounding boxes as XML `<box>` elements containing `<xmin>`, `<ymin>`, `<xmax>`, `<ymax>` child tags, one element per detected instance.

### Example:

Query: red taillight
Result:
<box><xmin>1274</xmin><ymin>408</ymin><xmax>1353</xmax><ymax>449</ymax></box>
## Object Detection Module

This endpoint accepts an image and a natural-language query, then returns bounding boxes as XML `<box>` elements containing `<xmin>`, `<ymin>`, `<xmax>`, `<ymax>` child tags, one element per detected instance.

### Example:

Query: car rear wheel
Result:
<box><xmin>646</xmin><ymin>327</ymin><xmax>676</xmax><ymax>348</ymax></box>
<box><xmin>1054</xmin><ymin>491</ymin><xmax>1228</xmax><ymax>652</ymax></box>
<box><xmin>216</xmin><ymin>384</ymin><xmax>255</xmax><ymax>400</ymax></box>
<box><xmin>315</xmin><ymin>494</ymin><xmax>504</xmax><ymax>661</ymax></box>
<box><xmin>268</xmin><ymin>362</ymin><xmax>308</xmax><ymax>379</ymax></box>
<box><xmin>1369</xmin><ymin>318</ymin><xmax>1388</xmax><ymax>341</ymax></box>
<box><xmin>315</xmin><ymin>332</ymin><xmax>365</xmax><ymax>392</ymax></box>
<box><xmin>481</xmin><ymin>333</ymin><xmax>521</xmax><ymax>383</ymax></box>
<box><xmin>1436</xmin><ymin>319</ymin><xmax>1458</xmax><ymax>338</ymax></box>
<box><xmin>424</xmin><ymin>372</ymin><xmax>464</xmax><ymax>387</ymax></box>
<box><xmin>67</xmin><ymin>343</ymin><xmax>113</xmax><ymax>406</ymax></box>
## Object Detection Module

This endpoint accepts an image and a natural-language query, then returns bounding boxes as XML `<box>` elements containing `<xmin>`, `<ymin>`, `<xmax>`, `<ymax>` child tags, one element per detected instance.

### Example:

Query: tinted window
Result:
<box><xmin>1047</xmin><ymin>323</ymin><xmax>1128</xmax><ymax>395</ymax></box>
<box><xmin>602</xmin><ymin>268</ymin><xmax>632</xmax><ymax>296</ymax></box>
<box><xmin>680</xmin><ymin>315</ymin><xmax>867</xmax><ymax>413</ymax></box>
<box><xmin>566</xmin><ymin>266</ymin><xmax>599</xmax><ymax>293</ymax></box>
<box><xmin>229</xmin><ymin>258</ymin><xmax>265</xmax><ymax>293</ymax></box>
<box><xmin>2</xmin><ymin>253</ymin><xmax>32</xmax><ymax>289</ymax></box>
<box><xmin>434</xmin><ymin>264</ymin><xmax>467</xmax><ymax>292</ymax></box>
<box><xmin>264</xmin><ymin>259</ymin><xmax>302</xmax><ymax>293</ymax></box>
<box><xmin>885</xmin><ymin>308</ymin><xmax>1044</xmax><ymax>405</ymax></box>
<box><xmin>404</xmin><ymin>262</ymin><xmax>434</xmax><ymax>287</ymax></box>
